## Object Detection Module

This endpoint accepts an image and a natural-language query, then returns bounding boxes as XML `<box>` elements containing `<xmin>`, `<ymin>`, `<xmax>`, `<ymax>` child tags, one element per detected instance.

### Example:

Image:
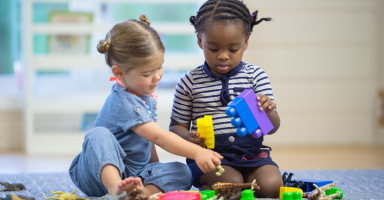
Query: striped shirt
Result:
<box><xmin>171</xmin><ymin>61</ymin><xmax>276</xmax><ymax>135</ymax></box>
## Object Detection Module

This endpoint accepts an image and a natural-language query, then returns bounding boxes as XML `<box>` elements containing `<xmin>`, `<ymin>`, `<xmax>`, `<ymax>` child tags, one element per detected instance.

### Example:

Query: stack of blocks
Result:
<box><xmin>225</xmin><ymin>89</ymin><xmax>274</xmax><ymax>138</ymax></box>
<box><xmin>197</xmin><ymin>115</ymin><xmax>215</xmax><ymax>149</ymax></box>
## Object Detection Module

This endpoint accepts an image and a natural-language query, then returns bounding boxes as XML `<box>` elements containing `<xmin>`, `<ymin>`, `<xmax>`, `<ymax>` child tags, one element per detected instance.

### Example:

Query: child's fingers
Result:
<box><xmin>213</xmin><ymin>152</ymin><xmax>223</xmax><ymax>159</ymax></box>
<box><xmin>207</xmin><ymin>160</ymin><xmax>217</xmax><ymax>171</ymax></box>
<box><xmin>189</xmin><ymin>131</ymin><xmax>199</xmax><ymax>138</ymax></box>
<box><xmin>268</xmin><ymin>103</ymin><xmax>276</xmax><ymax>111</ymax></box>
<box><xmin>212</xmin><ymin>156</ymin><xmax>222</xmax><ymax>167</ymax></box>
<box><xmin>190</xmin><ymin>137</ymin><xmax>206</xmax><ymax>147</ymax></box>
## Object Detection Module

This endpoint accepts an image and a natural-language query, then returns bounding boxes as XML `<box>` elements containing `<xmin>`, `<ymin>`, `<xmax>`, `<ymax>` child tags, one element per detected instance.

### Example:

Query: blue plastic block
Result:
<box><xmin>225</xmin><ymin>97</ymin><xmax>259</xmax><ymax>137</ymax></box>
<box><xmin>290</xmin><ymin>179</ymin><xmax>333</xmax><ymax>192</ymax></box>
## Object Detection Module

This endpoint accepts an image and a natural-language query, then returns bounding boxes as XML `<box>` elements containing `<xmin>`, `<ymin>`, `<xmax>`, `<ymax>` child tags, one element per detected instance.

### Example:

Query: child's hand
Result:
<box><xmin>257</xmin><ymin>94</ymin><xmax>276</xmax><ymax>115</ymax></box>
<box><xmin>187</xmin><ymin>131</ymin><xmax>206</xmax><ymax>147</ymax></box>
<box><xmin>194</xmin><ymin>149</ymin><xmax>223</xmax><ymax>173</ymax></box>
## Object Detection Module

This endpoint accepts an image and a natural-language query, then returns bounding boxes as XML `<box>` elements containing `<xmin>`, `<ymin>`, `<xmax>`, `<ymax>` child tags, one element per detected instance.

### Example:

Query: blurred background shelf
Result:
<box><xmin>23</xmin><ymin>0</ymin><xmax>203</xmax><ymax>155</ymax></box>
<box><xmin>33</xmin><ymin>54</ymin><xmax>204</xmax><ymax>70</ymax></box>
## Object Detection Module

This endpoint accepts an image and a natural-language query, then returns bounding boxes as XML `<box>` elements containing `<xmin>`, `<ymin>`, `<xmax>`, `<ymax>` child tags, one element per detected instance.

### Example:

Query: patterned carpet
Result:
<box><xmin>1</xmin><ymin>169</ymin><xmax>383</xmax><ymax>200</ymax></box>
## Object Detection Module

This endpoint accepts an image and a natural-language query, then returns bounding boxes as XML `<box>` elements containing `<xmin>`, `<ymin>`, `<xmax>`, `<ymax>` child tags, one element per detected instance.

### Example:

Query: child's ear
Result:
<box><xmin>197</xmin><ymin>34</ymin><xmax>203</xmax><ymax>49</ymax></box>
<box><xmin>111</xmin><ymin>65</ymin><xmax>124</xmax><ymax>80</ymax></box>
<box><xmin>244</xmin><ymin>36</ymin><xmax>250</xmax><ymax>50</ymax></box>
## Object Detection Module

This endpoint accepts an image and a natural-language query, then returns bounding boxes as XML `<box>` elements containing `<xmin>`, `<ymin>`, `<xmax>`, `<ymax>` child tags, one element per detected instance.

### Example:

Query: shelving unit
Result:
<box><xmin>22</xmin><ymin>0</ymin><xmax>204</xmax><ymax>155</ymax></box>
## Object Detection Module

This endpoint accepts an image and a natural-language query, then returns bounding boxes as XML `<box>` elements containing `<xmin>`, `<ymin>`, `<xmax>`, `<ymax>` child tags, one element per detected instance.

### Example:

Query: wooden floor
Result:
<box><xmin>0</xmin><ymin>146</ymin><xmax>383</xmax><ymax>174</ymax></box>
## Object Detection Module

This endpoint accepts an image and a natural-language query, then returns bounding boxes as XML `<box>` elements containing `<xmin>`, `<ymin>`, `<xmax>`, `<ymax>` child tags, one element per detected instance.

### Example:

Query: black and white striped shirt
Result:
<box><xmin>171</xmin><ymin>61</ymin><xmax>276</xmax><ymax>135</ymax></box>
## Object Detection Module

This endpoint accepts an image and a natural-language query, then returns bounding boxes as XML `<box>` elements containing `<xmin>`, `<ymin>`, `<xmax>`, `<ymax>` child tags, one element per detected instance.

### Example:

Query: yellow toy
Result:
<box><xmin>279</xmin><ymin>187</ymin><xmax>303</xmax><ymax>199</ymax></box>
<box><xmin>42</xmin><ymin>190</ymin><xmax>90</xmax><ymax>200</ymax></box>
<box><xmin>197</xmin><ymin>115</ymin><xmax>215</xmax><ymax>149</ymax></box>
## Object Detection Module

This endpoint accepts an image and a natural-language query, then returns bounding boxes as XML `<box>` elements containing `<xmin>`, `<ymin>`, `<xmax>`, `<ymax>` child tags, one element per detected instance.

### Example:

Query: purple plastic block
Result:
<box><xmin>238</xmin><ymin>89</ymin><xmax>274</xmax><ymax>135</ymax></box>
<box><xmin>226</xmin><ymin>97</ymin><xmax>259</xmax><ymax>137</ymax></box>
<box><xmin>251</xmin><ymin>128</ymin><xmax>263</xmax><ymax>139</ymax></box>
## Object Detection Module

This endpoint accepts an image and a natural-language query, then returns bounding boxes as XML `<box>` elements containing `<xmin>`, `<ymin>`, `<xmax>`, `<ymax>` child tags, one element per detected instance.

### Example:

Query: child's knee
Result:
<box><xmin>170</xmin><ymin>162</ymin><xmax>192</xmax><ymax>189</ymax></box>
<box><xmin>257</xmin><ymin>175</ymin><xmax>283</xmax><ymax>198</ymax></box>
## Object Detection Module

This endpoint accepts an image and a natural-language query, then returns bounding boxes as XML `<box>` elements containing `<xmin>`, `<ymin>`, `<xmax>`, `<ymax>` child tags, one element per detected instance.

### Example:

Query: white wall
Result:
<box><xmin>242</xmin><ymin>0</ymin><xmax>379</xmax><ymax>146</ymax></box>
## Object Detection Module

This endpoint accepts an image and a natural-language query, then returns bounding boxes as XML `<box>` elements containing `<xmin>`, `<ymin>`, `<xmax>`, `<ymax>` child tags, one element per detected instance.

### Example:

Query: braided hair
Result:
<box><xmin>190</xmin><ymin>0</ymin><xmax>271</xmax><ymax>36</ymax></box>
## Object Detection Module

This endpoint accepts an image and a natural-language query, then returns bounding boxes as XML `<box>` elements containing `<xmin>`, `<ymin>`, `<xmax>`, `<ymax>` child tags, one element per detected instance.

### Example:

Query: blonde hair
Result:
<box><xmin>97</xmin><ymin>14</ymin><xmax>165</xmax><ymax>71</ymax></box>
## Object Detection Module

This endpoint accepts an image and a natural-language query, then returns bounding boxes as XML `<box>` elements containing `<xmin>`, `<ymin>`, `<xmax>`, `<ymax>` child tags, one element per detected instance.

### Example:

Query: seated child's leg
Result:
<box><xmin>241</xmin><ymin>165</ymin><xmax>283</xmax><ymax>198</ymax></box>
<box><xmin>138</xmin><ymin>162</ymin><xmax>192</xmax><ymax>193</ymax></box>
<box><xmin>69</xmin><ymin>127</ymin><xmax>127</xmax><ymax>196</ymax></box>
<box><xmin>199</xmin><ymin>165</ymin><xmax>244</xmax><ymax>191</ymax></box>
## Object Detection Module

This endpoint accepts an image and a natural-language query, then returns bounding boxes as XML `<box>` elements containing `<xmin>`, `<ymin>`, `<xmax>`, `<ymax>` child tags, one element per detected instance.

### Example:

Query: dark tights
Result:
<box><xmin>199</xmin><ymin>165</ymin><xmax>283</xmax><ymax>198</ymax></box>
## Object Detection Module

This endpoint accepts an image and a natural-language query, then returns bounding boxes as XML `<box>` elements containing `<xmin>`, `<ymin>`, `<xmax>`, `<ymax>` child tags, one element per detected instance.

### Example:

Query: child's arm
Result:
<box><xmin>131</xmin><ymin>121</ymin><xmax>222</xmax><ymax>172</ymax></box>
<box><xmin>256</xmin><ymin>94</ymin><xmax>280</xmax><ymax>134</ymax></box>
<box><xmin>148</xmin><ymin>143</ymin><xmax>159</xmax><ymax>163</ymax></box>
<box><xmin>169</xmin><ymin>120</ymin><xmax>206</xmax><ymax>147</ymax></box>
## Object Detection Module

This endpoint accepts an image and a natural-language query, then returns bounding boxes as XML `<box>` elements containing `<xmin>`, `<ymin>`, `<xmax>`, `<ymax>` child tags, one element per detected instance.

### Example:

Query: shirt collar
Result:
<box><xmin>203</xmin><ymin>61</ymin><xmax>244</xmax><ymax>79</ymax></box>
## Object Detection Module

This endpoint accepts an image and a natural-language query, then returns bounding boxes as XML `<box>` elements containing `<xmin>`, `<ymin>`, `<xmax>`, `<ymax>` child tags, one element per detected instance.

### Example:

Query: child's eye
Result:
<box><xmin>143</xmin><ymin>73</ymin><xmax>151</xmax><ymax>77</ymax></box>
<box><xmin>208</xmin><ymin>48</ymin><xmax>218</xmax><ymax>52</ymax></box>
<box><xmin>230</xmin><ymin>49</ymin><xmax>240</xmax><ymax>53</ymax></box>
<box><xmin>158</xmin><ymin>65</ymin><xmax>163</xmax><ymax>70</ymax></box>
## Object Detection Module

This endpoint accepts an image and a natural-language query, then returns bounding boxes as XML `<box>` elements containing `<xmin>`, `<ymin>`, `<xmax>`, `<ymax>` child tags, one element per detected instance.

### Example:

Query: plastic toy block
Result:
<box><xmin>158</xmin><ymin>191</ymin><xmax>202</xmax><ymax>200</ymax></box>
<box><xmin>279</xmin><ymin>187</ymin><xmax>303</xmax><ymax>199</ymax></box>
<box><xmin>282</xmin><ymin>191</ymin><xmax>304</xmax><ymax>200</ymax></box>
<box><xmin>200</xmin><ymin>190</ymin><xmax>216</xmax><ymax>200</ymax></box>
<box><xmin>225</xmin><ymin>97</ymin><xmax>259</xmax><ymax>137</ymax></box>
<box><xmin>325</xmin><ymin>188</ymin><xmax>343</xmax><ymax>199</ymax></box>
<box><xmin>290</xmin><ymin>179</ymin><xmax>333</xmax><ymax>192</ymax></box>
<box><xmin>240</xmin><ymin>189</ymin><xmax>255</xmax><ymax>200</ymax></box>
<box><xmin>237</xmin><ymin>89</ymin><xmax>274</xmax><ymax>138</ymax></box>
<box><xmin>197</xmin><ymin>115</ymin><xmax>215</xmax><ymax>149</ymax></box>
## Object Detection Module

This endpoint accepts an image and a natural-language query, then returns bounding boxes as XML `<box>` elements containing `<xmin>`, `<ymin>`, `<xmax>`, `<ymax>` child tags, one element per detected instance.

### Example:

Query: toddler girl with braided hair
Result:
<box><xmin>69</xmin><ymin>14</ymin><xmax>223</xmax><ymax>197</ymax></box>
<box><xmin>170</xmin><ymin>0</ymin><xmax>283</xmax><ymax>198</ymax></box>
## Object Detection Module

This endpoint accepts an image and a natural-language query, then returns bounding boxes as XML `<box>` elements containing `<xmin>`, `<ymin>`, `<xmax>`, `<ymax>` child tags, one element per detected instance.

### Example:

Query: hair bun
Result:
<box><xmin>97</xmin><ymin>39</ymin><xmax>110</xmax><ymax>54</ymax></box>
<box><xmin>139</xmin><ymin>14</ymin><xmax>151</xmax><ymax>26</ymax></box>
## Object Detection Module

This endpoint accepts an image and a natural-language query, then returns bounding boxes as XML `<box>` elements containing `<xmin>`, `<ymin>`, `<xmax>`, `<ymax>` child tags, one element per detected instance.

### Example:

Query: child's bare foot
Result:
<box><xmin>113</xmin><ymin>177</ymin><xmax>143</xmax><ymax>195</ymax></box>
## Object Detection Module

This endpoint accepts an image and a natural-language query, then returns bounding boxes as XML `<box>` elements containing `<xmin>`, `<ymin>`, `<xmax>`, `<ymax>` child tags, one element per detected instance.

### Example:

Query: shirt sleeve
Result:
<box><xmin>252</xmin><ymin>66</ymin><xmax>277</xmax><ymax>112</ymax></box>
<box><xmin>171</xmin><ymin>72</ymin><xmax>194</xmax><ymax>124</ymax></box>
<box><xmin>117</xmin><ymin>93</ymin><xmax>152</xmax><ymax>132</ymax></box>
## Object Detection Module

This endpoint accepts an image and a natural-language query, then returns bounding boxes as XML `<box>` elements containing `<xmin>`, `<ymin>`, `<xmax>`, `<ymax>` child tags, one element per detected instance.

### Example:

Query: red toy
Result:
<box><xmin>158</xmin><ymin>191</ymin><xmax>202</xmax><ymax>200</ymax></box>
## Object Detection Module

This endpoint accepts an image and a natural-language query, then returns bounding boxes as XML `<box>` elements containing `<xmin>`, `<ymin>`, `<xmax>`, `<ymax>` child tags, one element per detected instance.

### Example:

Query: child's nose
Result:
<box><xmin>218</xmin><ymin>51</ymin><xmax>229</xmax><ymax>61</ymax></box>
<box><xmin>153</xmin><ymin>72</ymin><xmax>161</xmax><ymax>81</ymax></box>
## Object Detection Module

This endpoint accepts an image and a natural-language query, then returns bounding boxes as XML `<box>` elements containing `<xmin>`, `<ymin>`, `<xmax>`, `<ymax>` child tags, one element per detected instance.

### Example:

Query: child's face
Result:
<box><xmin>123</xmin><ymin>50</ymin><xmax>164</xmax><ymax>96</ymax></box>
<box><xmin>197</xmin><ymin>21</ymin><xmax>249</xmax><ymax>76</ymax></box>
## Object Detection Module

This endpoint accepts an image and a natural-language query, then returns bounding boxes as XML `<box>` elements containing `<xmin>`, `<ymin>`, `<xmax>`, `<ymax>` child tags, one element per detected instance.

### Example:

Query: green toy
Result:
<box><xmin>240</xmin><ymin>189</ymin><xmax>254</xmax><ymax>200</ymax></box>
<box><xmin>325</xmin><ymin>188</ymin><xmax>343</xmax><ymax>199</ymax></box>
<box><xmin>200</xmin><ymin>190</ymin><xmax>216</xmax><ymax>200</ymax></box>
<box><xmin>283</xmin><ymin>191</ymin><xmax>305</xmax><ymax>200</ymax></box>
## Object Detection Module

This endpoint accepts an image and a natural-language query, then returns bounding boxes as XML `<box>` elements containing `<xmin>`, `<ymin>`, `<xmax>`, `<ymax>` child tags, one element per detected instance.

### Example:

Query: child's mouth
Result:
<box><xmin>217</xmin><ymin>65</ymin><xmax>229</xmax><ymax>71</ymax></box>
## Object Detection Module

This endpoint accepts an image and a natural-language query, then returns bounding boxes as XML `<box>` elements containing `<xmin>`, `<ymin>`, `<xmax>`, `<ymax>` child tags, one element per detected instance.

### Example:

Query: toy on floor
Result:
<box><xmin>225</xmin><ymin>89</ymin><xmax>273</xmax><ymax>138</ymax></box>
<box><xmin>325</xmin><ymin>188</ymin><xmax>343</xmax><ymax>199</ymax></box>
<box><xmin>302</xmin><ymin>183</ymin><xmax>340</xmax><ymax>200</ymax></box>
<box><xmin>282</xmin><ymin>172</ymin><xmax>304</xmax><ymax>188</ymax></box>
<box><xmin>216</xmin><ymin>165</ymin><xmax>225</xmax><ymax>176</ymax></box>
<box><xmin>293</xmin><ymin>179</ymin><xmax>333</xmax><ymax>193</ymax></box>
<box><xmin>42</xmin><ymin>190</ymin><xmax>90</xmax><ymax>200</ymax></box>
<box><xmin>0</xmin><ymin>182</ymin><xmax>26</xmax><ymax>191</ymax></box>
<box><xmin>212</xmin><ymin>179</ymin><xmax>259</xmax><ymax>195</ymax></box>
<box><xmin>0</xmin><ymin>194</ymin><xmax>35</xmax><ymax>200</ymax></box>
<box><xmin>279</xmin><ymin>187</ymin><xmax>303</xmax><ymax>199</ymax></box>
<box><xmin>282</xmin><ymin>191</ymin><xmax>304</xmax><ymax>200</ymax></box>
<box><xmin>200</xmin><ymin>190</ymin><xmax>216</xmax><ymax>200</ymax></box>
<box><xmin>158</xmin><ymin>191</ymin><xmax>202</xmax><ymax>200</ymax></box>
<box><xmin>197</xmin><ymin>115</ymin><xmax>215</xmax><ymax>149</ymax></box>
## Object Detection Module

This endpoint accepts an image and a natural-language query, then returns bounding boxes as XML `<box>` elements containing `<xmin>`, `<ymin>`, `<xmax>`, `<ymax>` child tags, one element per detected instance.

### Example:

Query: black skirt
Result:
<box><xmin>187</xmin><ymin>133</ymin><xmax>278</xmax><ymax>187</ymax></box>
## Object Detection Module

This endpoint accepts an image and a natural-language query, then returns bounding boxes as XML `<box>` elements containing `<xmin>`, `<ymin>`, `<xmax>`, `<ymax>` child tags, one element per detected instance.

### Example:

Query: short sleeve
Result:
<box><xmin>171</xmin><ymin>72</ymin><xmax>194</xmax><ymax>123</ymax></box>
<box><xmin>116</xmin><ymin>93</ymin><xmax>152</xmax><ymax>132</ymax></box>
<box><xmin>252</xmin><ymin>65</ymin><xmax>277</xmax><ymax>112</ymax></box>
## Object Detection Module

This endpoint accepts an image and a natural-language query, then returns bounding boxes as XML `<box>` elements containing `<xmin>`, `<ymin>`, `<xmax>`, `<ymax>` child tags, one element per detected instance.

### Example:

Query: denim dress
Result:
<box><xmin>69</xmin><ymin>83</ymin><xmax>191</xmax><ymax>196</ymax></box>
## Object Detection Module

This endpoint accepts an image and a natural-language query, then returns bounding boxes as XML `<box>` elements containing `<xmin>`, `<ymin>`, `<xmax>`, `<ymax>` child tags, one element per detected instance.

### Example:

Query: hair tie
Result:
<box><xmin>250</xmin><ymin>14</ymin><xmax>255</xmax><ymax>17</ymax></box>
